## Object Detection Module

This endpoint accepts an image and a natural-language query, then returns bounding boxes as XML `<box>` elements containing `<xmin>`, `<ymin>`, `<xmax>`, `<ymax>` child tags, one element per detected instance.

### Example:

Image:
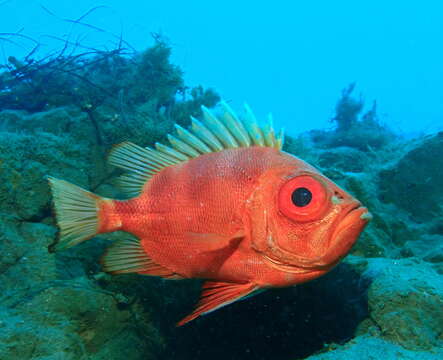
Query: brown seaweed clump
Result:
<box><xmin>311</xmin><ymin>83</ymin><xmax>395</xmax><ymax>151</ymax></box>
<box><xmin>0</xmin><ymin>35</ymin><xmax>219</xmax><ymax>146</ymax></box>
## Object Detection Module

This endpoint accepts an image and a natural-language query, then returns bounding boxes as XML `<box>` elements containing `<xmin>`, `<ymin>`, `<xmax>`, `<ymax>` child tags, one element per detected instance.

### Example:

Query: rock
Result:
<box><xmin>317</xmin><ymin>147</ymin><xmax>369</xmax><ymax>173</ymax></box>
<box><xmin>402</xmin><ymin>234</ymin><xmax>443</xmax><ymax>264</ymax></box>
<box><xmin>0</xmin><ymin>220</ymin><xmax>57</xmax><ymax>290</ymax></box>
<box><xmin>362</xmin><ymin>258</ymin><xmax>443</xmax><ymax>351</ymax></box>
<box><xmin>0</xmin><ymin>131</ymin><xmax>93</xmax><ymax>220</ymax></box>
<box><xmin>378</xmin><ymin>133</ymin><xmax>443</xmax><ymax>222</ymax></box>
<box><xmin>0</xmin><ymin>306</ymin><xmax>86</xmax><ymax>360</ymax></box>
<box><xmin>0</xmin><ymin>282</ymin><xmax>163</xmax><ymax>360</ymax></box>
<box><xmin>305</xmin><ymin>335</ymin><xmax>443</xmax><ymax>360</ymax></box>
<box><xmin>0</xmin><ymin>107</ymin><xmax>93</xmax><ymax>141</ymax></box>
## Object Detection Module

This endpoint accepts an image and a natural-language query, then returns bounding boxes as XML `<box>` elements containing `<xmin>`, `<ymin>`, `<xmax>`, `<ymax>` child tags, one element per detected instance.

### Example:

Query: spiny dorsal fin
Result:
<box><xmin>108</xmin><ymin>102</ymin><xmax>285</xmax><ymax>196</ymax></box>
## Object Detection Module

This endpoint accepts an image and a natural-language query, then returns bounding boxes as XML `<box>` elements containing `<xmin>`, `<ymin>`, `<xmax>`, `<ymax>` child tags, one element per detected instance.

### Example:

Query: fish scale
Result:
<box><xmin>48</xmin><ymin>103</ymin><xmax>370</xmax><ymax>326</ymax></box>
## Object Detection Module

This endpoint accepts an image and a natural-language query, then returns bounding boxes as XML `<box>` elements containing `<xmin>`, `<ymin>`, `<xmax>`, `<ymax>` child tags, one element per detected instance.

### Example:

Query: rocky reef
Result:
<box><xmin>0</xmin><ymin>41</ymin><xmax>441</xmax><ymax>360</ymax></box>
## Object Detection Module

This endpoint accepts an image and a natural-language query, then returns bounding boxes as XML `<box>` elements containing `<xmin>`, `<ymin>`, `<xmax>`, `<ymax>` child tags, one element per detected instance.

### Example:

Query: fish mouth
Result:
<box><xmin>301</xmin><ymin>203</ymin><xmax>371</xmax><ymax>269</ymax></box>
<box><xmin>333</xmin><ymin>203</ymin><xmax>372</xmax><ymax>239</ymax></box>
<box><xmin>326</xmin><ymin>203</ymin><xmax>372</xmax><ymax>261</ymax></box>
<box><xmin>259</xmin><ymin>203</ymin><xmax>371</xmax><ymax>274</ymax></box>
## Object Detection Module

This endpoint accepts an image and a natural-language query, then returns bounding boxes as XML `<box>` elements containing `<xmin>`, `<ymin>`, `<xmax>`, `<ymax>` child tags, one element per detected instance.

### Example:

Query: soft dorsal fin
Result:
<box><xmin>177</xmin><ymin>281</ymin><xmax>259</xmax><ymax>326</ymax></box>
<box><xmin>108</xmin><ymin>102</ymin><xmax>285</xmax><ymax>196</ymax></box>
<box><xmin>108</xmin><ymin>142</ymin><xmax>183</xmax><ymax>197</ymax></box>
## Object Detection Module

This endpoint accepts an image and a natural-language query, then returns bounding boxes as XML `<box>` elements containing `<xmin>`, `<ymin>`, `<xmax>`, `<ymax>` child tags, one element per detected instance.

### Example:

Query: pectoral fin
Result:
<box><xmin>183</xmin><ymin>229</ymin><xmax>245</xmax><ymax>252</ymax></box>
<box><xmin>177</xmin><ymin>281</ymin><xmax>259</xmax><ymax>326</ymax></box>
<box><xmin>101</xmin><ymin>235</ymin><xmax>183</xmax><ymax>279</ymax></box>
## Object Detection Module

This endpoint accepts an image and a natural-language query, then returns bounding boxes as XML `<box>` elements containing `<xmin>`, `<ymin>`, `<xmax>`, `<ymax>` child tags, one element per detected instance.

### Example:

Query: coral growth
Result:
<box><xmin>311</xmin><ymin>83</ymin><xmax>395</xmax><ymax>150</ymax></box>
<box><xmin>0</xmin><ymin>38</ymin><xmax>220</xmax><ymax>148</ymax></box>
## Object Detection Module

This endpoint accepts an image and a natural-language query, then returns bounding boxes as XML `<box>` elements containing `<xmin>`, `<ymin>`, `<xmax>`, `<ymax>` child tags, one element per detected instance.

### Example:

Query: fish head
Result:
<box><xmin>247</xmin><ymin>155</ymin><xmax>372</xmax><ymax>283</ymax></box>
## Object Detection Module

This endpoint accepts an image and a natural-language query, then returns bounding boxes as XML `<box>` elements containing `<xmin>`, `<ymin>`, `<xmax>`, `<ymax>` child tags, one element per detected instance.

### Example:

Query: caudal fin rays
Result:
<box><xmin>48</xmin><ymin>177</ymin><xmax>102</xmax><ymax>251</ymax></box>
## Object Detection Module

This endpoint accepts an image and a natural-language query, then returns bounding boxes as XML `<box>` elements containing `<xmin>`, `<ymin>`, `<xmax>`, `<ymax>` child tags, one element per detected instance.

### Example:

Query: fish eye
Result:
<box><xmin>278</xmin><ymin>175</ymin><xmax>329</xmax><ymax>222</ymax></box>
<box><xmin>291</xmin><ymin>187</ymin><xmax>312</xmax><ymax>207</ymax></box>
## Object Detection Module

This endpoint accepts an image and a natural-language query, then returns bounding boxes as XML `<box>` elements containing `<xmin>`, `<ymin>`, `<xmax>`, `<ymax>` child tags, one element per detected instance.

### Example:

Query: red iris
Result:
<box><xmin>278</xmin><ymin>175</ymin><xmax>329</xmax><ymax>222</ymax></box>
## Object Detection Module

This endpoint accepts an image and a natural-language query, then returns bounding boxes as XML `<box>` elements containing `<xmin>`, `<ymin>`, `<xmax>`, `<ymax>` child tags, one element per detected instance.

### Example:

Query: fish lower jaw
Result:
<box><xmin>360</xmin><ymin>211</ymin><xmax>373</xmax><ymax>220</ymax></box>
<box><xmin>261</xmin><ymin>253</ymin><xmax>332</xmax><ymax>274</ymax></box>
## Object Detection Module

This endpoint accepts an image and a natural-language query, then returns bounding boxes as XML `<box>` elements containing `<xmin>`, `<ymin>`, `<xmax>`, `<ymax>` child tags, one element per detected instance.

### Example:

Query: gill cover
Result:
<box><xmin>246</xmin><ymin>163</ymin><xmax>340</xmax><ymax>269</ymax></box>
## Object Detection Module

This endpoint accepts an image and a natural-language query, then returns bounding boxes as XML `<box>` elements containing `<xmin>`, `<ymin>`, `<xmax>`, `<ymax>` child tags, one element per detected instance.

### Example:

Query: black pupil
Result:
<box><xmin>291</xmin><ymin>187</ymin><xmax>312</xmax><ymax>207</ymax></box>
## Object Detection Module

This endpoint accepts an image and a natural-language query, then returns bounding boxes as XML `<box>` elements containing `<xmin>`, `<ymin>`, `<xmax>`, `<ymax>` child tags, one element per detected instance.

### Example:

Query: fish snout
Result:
<box><xmin>327</xmin><ymin>202</ymin><xmax>371</xmax><ymax>261</ymax></box>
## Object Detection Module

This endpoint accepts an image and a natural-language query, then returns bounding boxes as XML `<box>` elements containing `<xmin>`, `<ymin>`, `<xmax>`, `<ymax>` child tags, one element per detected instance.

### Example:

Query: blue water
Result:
<box><xmin>1</xmin><ymin>0</ymin><xmax>442</xmax><ymax>135</ymax></box>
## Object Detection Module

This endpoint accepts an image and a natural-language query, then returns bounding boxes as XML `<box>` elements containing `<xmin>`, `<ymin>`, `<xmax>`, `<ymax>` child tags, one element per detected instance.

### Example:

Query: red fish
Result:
<box><xmin>48</xmin><ymin>102</ymin><xmax>371</xmax><ymax>326</ymax></box>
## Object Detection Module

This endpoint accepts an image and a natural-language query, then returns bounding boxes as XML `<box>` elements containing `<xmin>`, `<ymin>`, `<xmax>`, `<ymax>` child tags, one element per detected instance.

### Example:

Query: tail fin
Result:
<box><xmin>47</xmin><ymin>177</ymin><xmax>119</xmax><ymax>251</ymax></box>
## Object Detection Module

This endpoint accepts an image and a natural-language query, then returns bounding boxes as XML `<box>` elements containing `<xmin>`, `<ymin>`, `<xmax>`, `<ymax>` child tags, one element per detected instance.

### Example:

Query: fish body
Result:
<box><xmin>49</xmin><ymin>103</ymin><xmax>371</xmax><ymax>325</ymax></box>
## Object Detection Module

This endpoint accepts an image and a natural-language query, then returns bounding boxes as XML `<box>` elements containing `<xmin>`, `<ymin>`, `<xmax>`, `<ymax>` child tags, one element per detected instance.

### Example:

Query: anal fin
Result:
<box><xmin>101</xmin><ymin>235</ymin><xmax>183</xmax><ymax>279</ymax></box>
<box><xmin>177</xmin><ymin>281</ymin><xmax>258</xmax><ymax>326</ymax></box>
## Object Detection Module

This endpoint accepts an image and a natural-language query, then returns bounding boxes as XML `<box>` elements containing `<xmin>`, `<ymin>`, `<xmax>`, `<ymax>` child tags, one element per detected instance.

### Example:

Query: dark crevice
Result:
<box><xmin>154</xmin><ymin>263</ymin><xmax>371</xmax><ymax>360</ymax></box>
<box><xmin>20</xmin><ymin>205</ymin><xmax>52</xmax><ymax>223</ymax></box>
<box><xmin>83</xmin><ymin>106</ymin><xmax>103</xmax><ymax>146</ymax></box>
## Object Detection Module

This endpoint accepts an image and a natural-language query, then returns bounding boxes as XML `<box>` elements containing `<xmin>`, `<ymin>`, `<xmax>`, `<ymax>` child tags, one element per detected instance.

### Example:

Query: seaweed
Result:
<box><xmin>332</xmin><ymin>82</ymin><xmax>364</xmax><ymax>132</ymax></box>
<box><xmin>0</xmin><ymin>34</ymin><xmax>219</xmax><ymax>147</ymax></box>
<box><xmin>311</xmin><ymin>83</ymin><xmax>395</xmax><ymax>151</ymax></box>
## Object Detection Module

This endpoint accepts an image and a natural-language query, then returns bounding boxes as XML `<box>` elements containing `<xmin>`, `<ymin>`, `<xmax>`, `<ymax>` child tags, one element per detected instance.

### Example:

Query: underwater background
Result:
<box><xmin>0</xmin><ymin>1</ymin><xmax>442</xmax><ymax>359</ymax></box>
